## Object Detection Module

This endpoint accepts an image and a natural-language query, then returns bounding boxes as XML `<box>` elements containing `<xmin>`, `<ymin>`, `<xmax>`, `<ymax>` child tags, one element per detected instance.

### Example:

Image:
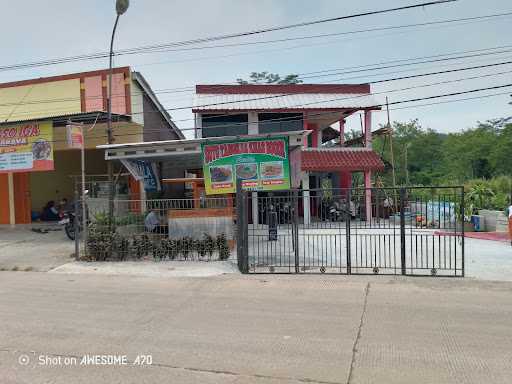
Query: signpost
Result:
<box><xmin>67</xmin><ymin>122</ymin><xmax>86</xmax><ymax>256</ymax></box>
<box><xmin>201</xmin><ymin>137</ymin><xmax>291</xmax><ymax>195</ymax></box>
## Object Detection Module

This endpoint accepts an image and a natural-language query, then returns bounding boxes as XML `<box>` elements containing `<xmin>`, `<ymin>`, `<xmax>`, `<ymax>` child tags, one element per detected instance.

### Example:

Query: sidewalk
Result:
<box><xmin>50</xmin><ymin>260</ymin><xmax>239</xmax><ymax>277</ymax></box>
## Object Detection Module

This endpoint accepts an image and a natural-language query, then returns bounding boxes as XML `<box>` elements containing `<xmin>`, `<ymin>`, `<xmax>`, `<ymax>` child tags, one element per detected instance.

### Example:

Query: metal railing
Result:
<box><xmin>237</xmin><ymin>186</ymin><xmax>464</xmax><ymax>277</ymax></box>
<box><xmin>76</xmin><ymin>197</ymin><xmax>235</xmax><ymax>262</ymax></box>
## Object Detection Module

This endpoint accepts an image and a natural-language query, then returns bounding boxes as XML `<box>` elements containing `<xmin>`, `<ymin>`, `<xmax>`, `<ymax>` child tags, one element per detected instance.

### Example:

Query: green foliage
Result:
<box><xmin>373</xmin><ymin>119</ymin><xmax>512</xmax><ymax>187</ymax></box>
<box><xmin>84</xmin><ymin>230</ymin><xmax>231</xmax><ymax>262</ymax></box>
<box><xmin>216</xmin><ymin>233</ymin><xmax>230</xmax><ymax>261</ymax></box>
<box><xmin>237</xmin><ymin>72</ymin><xmax>302</xmax><ymax>85</ymax></box>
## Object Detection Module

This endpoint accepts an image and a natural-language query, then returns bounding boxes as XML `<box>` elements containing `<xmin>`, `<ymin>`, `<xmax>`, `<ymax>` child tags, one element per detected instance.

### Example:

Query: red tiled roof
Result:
<box><xmin>301</xmin><ymin>149</ymin><xmax>385</xmax><ymax>172</ymax></box>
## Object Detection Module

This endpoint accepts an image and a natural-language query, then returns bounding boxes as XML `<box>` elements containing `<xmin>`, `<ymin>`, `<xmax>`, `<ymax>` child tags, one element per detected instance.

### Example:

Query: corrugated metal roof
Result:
<box><xmin>193</xmin><ymin>93</ymin><xmax>380</xmax><ymax>111</ymax></box>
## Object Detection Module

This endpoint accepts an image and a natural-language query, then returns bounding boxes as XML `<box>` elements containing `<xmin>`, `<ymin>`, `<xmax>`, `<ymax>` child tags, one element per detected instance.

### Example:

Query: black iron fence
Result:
<box><xmin>236</xmin><ymin>187</ymin><xmax>464</xmax><ymax>277</ymax></box>
<box><xmin>76</xmin><ymin>197</ymin><xmax>235</xmax><ymax>262</ymax></box>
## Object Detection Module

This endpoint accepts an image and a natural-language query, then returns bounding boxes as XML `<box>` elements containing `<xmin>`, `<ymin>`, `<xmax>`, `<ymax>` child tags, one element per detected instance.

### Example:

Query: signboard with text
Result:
<box><xmin>201</xmin><ymin>137</ymin><xmax>290</xmax><ymax>195</ymax></box>
<box><xmin>0</xmin><ymin>121</ymin><xmax>54</xmax><ymax>173</ymax></box>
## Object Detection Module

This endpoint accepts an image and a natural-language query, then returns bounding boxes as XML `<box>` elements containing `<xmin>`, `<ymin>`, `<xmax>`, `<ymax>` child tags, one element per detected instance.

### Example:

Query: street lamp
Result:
<box><xmin>107</xmin><ymin>0</ymin><xmax>129</xmax><ymax>220</ymax></box>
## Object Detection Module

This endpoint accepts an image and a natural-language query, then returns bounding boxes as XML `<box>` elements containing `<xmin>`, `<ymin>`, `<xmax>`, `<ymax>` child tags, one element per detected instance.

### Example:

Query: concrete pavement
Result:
<box><xmin>1</xmin><ymin>272</ymin><xmax>511</xmax><ymax>383</ymax></box>
<box><xmin>0</xmin><ymin>226</ymin><xmax>74</xmax><ymax>272</ymax></box>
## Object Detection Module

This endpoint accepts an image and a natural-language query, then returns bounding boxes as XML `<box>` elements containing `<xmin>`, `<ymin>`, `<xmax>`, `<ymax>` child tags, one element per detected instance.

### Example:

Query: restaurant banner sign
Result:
<box><xmin>0</xmin><ymin>121</ymin><xmax>54</xmax><ymax>173</ymax></box>
<box><xmin>202</xmin><ymin>137</ymin><xmax>291</xmax><ymax>195</ymax></box>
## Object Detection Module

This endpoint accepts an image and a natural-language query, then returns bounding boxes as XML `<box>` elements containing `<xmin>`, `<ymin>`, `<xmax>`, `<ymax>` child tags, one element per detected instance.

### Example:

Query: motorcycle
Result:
<box><xmin>59</xmin><ymin>211</ymin><xmax>77</xmax><ymax>240</ymax></box>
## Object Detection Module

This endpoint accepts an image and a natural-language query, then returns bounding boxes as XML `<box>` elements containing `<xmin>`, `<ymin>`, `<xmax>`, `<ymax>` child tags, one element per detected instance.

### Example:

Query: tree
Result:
<box><xmin>236</xmin><ymin>72</ymin><xmax>302</xmax><ymax>85</ymax></box>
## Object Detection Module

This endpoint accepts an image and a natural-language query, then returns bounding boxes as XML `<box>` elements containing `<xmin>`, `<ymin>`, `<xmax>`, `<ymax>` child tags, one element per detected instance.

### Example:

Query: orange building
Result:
<box><xmin>0</xmin><ymin>67</ymin><xmax>183</xmax><ymax>225</ymax></box>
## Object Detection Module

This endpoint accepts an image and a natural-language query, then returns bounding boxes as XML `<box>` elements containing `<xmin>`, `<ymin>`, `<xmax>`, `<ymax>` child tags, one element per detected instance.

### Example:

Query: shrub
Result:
<box><xmin>216</xmin><ymin>234</ymin><xmax>230</xmax><ymax>261</ymax></box>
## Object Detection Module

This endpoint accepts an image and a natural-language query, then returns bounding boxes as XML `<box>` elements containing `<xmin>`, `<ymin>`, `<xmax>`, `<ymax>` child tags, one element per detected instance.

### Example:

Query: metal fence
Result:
<box><xmin>236</xmin><ymin>187</ymin><xmax>464</xmax><ymax>277</ymax></box>
<box><xmin>76</xmin><ymin>197</ymin><xmax>235</xmax><ymax>262</ymax></box>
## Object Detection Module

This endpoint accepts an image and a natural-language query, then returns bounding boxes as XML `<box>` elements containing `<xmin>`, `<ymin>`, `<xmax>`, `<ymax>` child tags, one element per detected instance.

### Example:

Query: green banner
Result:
<box><xmin>201</xmin><ymin>137</ymin><xmax>291</xmax><ymax>195</ymax></box>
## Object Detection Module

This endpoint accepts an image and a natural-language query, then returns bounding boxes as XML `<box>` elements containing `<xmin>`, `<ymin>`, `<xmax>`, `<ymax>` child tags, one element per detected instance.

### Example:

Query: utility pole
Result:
<box><xmin>107</xmin><ymin>0</ymin><xmax>130</xmax><ymax>223</ymax></box>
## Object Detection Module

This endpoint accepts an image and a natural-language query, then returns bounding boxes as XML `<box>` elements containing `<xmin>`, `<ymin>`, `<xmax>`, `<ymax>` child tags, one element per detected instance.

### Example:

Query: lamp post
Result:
<box><xmin>107</xmin><ymin>0</ymin><xmax>129</xmax><ymax>221</ymax></box>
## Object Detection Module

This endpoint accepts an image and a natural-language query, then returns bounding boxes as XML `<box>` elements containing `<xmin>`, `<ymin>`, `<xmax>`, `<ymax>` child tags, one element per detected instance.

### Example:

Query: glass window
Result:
<box><xmin>202</xmin><ymin>114</ymin><xmax>248</xmax><ymax>137</ymax></box>
<box><xmin>258</xmin><ymin>113</ymin><xmax>303</xmax><ymax>134</ymax></box>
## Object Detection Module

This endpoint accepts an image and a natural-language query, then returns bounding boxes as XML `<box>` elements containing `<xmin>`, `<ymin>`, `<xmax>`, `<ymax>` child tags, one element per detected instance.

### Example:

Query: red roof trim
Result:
<box><xmin>0</xmin><ymin>67</ymin><xmax>131</xmax><ymax>89</ymax></box>
<box><xmin>301</xmin><ymin>149</ymin><xmax>385</xmax><ymax>172</ymax></box>
<box><xmin>196</xmin><ymin>84</ymin><xmax>371</xmax><ymax>95</ymax></box>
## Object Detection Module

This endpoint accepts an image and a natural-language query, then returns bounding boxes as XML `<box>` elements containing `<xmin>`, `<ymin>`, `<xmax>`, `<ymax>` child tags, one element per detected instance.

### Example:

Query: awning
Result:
<box><xmin>301</xmin><ymin>148</ymin><xmax>384</xmax><ymax>172</ymax></box>
<box><xmin>98</xmin><ymin>130</ymin><xmax>310</xmax><ymax>168</ymax></box>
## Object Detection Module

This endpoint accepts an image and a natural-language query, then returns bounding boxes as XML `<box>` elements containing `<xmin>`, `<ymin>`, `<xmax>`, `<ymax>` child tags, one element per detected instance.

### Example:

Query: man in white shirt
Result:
<box><xmin>145</xmin><ymin>209</ymin><xmax>168</xmax><ymax>235</ymax></box>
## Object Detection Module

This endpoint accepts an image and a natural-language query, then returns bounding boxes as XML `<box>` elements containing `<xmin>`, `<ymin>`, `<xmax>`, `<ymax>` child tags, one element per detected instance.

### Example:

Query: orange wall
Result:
<box><xmin>14</xmin><ymin>173</ymin><xmax>31</xmax><ymax>224</ymax></box>
<box><xmin>0</xmin><ymin>174</ymin><xmax>10</xmax><ymax>224</ymax></box>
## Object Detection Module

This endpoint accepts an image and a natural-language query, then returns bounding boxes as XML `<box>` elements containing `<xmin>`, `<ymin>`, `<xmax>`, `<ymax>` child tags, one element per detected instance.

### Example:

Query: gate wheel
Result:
<box><xmin>373</xmin><ymin>267</ymin><xmax>379</xmax><ymax>274</ymax></box>
<box><xmin>320</xmin><ymin>266</ymin><xmax>326</xmax><ymax>274</ymax></box>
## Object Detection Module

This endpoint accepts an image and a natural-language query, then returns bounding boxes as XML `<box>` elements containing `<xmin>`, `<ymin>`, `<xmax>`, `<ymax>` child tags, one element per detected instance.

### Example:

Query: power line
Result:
<box><xmin>126</xmin><ymin>12</ymin><xmax>512</xmax><ymax>55</ymax></box>
<box><xmin>12</xmin><ymin>85</ymin><xmax>510</xmax><ymax>146</ymax></box>
<box><xmin>2</xmin><ymin>42</ymin><xmax>512</xmax><ymax>109</ymax></box>
<box><xmin>2</xmin><ymin>60</ymin><xmax>512</xmax><ymax>123</ymax></box>
<box><xmin>0</xmin><ymin>1</ymin><xmax>458</xmax><ymax>73</ymax></box>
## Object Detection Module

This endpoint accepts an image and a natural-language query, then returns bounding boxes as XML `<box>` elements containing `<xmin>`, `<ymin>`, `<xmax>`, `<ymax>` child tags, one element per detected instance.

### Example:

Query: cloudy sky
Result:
<box><xmin>0</xmin><ymin>0</ymin><xmax>511</xmax><ymax>137</ymax></box>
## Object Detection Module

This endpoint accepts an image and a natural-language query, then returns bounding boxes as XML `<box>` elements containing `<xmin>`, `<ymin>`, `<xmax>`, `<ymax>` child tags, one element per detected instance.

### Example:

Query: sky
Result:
<box><xmin>0</xmin><ymin>0</ymin><xmax>511</xmax><ymax>138</ymax></box>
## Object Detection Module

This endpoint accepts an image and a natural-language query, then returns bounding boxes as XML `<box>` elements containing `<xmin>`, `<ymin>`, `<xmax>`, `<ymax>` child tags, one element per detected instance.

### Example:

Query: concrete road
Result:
<box><xmin>0</xmin><ymin>226</ymin><xmax>74</xmax><ymax>272</ymax></box>
<box><xmin>1</xmin><ymin>273</ymin><xmax>511</xmax><ymax>383</ymax></box>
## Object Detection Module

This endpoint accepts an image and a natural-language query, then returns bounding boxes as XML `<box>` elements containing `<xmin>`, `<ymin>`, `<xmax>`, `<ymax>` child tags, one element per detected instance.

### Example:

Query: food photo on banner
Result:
<box><xmin>201</xmin><ymin>137</ymin><xmax>291</xmax><ymax>195</ymax></box>
<box><xmin>0</xmin><ymin>121</ymin><xmax>54</xmax><ymax>173</ymax></box>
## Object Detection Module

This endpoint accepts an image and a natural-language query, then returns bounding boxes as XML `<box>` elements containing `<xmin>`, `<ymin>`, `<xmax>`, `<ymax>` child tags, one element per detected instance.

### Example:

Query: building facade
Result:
<box><xmin>192</xmin><ymin>84</ymin><xmax>384</xmax><ymax>223</ymax></box>
<box><xmin>0</xmin><ymin>67</ymin><xmax>183</xmax><ymax>225</ymax></box>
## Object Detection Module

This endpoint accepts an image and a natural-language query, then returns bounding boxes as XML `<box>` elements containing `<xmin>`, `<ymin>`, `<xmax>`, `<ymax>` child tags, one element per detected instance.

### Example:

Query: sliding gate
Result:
<box><xmin>237</xmin><ymin>187</ymin><xmax>464</xmax><ymax>277</ymax></box>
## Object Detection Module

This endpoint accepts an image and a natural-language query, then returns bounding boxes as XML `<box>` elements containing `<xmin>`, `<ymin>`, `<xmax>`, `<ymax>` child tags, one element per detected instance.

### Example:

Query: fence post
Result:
<box><xmin>74</xmin><ymin>188</ymin><xmax>80</xmax><ymax>260</ymax></box>
<box><xmin>400</xmin><ymin>187</ymin><xmax>406</xmax><ymax>275</ymax></box>
<box><xmin>236</xmin><ymin>180</ymin><xmax>248</xmax><ymax>273</ymax></box>
<box><xmin>293</xmin><ymin>190</ymin><xmax>300</xmax><ymax>273</ymax></box>
<box><xmin>346</xmin><ymin>189</ymin><xmax>352</xmax><ymax>275</ymax></box>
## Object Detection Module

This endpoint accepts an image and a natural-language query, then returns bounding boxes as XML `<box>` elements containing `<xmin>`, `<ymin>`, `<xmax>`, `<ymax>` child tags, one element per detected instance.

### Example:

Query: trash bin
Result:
<box><xmin>471</xmin><ymin>215</ymin><xmax>485</xmax><ymax>232</ymax></box>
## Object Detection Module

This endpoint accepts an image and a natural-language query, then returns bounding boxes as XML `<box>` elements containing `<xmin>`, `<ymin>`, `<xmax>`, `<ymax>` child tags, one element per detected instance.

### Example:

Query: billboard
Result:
<box><xmin>0</xmin><ymin>121</ymin><xmax>54</xmax><ymax>173</ymax></box>
<box><xmin>202</xmin><ymin>137</ymin><xmax>290</xmax><ymax>195</ymax></box>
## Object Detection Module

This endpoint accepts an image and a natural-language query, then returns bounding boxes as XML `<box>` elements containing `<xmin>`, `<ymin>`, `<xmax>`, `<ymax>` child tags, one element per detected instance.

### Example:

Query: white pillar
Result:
<box><xmin>364</xmin><ymin>170</ymin><xmax>372</xmax><ymax>222</ymax></box>
<box><xmin>8</xmin><ymin>173</ymin><xmax>15</xmax><ymax>227</ymax></box>
<box><xmin>364</xmin><ymin>110</ymin><xmax>372</xmax><ymax>148</ymax></box>
<box><xmin>194</xmin><ymin>113</ymin><xmax>202</xmax><ymax>139</ymax></box>
<box><xmin>302</xmin><ymin>172</ymin><xmax>310</xmax><ymax>225</ymax></box>
<box><xmin>316</xmin><ymin>128</ymin><xmax>322</xmax><ymax>148</ymax></box>
<box><xmin>252</xmin><ymin>192</ymin><xmax>259</xmax><ymax>226</ymax></box>
<box><xmin>248</xmin><ymin>112</ymin><xmax>258</xmax><ymax>135</ymax></box>
<box><xmin>339</xmin><ymin>119</ymin><xmax>345</xmax><ymax>146</ymax></box>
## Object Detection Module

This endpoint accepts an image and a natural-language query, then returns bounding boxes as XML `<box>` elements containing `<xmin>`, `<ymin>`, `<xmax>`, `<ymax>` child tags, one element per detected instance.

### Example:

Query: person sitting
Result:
<box><xmin>41</xmin><ymin>201</ymin><xmax>60</xmax><ymax>221</ymax></box>
<box><xmin>59</xmin><ymin>198</ymin><xmax>72</xmax><ymax>213</ymax></box>
<box><xmin>144</xmin><ymin>209</ymin><xmax>168</xmax><ymax>235</ymax></box>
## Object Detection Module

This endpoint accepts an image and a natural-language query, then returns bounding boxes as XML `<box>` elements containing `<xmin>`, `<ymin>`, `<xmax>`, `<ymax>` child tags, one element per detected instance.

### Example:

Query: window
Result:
<box><xmin>202</xmin><ymin>114</ymin><xmax>248</xmax><ymax>137</ymax></box>
<box><xmin>258</xmin><ymin>113</ymin><xmax>303</xmax><ymax>134</ymax></box>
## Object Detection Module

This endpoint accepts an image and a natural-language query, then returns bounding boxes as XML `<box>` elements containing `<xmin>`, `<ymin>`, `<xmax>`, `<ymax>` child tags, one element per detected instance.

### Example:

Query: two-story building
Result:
<box><xmin>101</xmin><ymin>83</ymin><xmax>384</xmax><ymax>224</ymax></box>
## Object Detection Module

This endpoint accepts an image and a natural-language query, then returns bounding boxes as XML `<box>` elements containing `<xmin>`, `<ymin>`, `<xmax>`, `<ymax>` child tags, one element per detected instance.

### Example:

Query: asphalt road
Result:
<box><xmin>0</xmin><ymin>273</ymin><xmax>511</xmax><ymax>384</ymax></box>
